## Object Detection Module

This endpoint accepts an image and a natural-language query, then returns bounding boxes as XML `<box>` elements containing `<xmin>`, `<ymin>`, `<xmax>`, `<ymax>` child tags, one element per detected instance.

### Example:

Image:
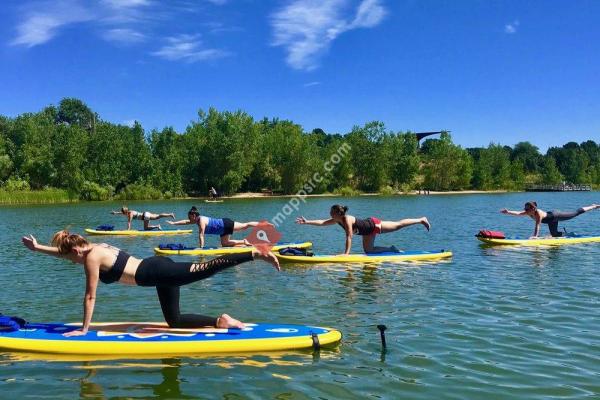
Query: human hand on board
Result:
<box><xmin>296</xmin><ymin>216</ymin><xmax>307</xmax><ymax>224</ymax></box>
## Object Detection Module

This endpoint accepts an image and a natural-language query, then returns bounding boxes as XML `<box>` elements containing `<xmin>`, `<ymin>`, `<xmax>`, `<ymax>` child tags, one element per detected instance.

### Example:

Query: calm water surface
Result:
<box><xmin>1</xmin><ymin>193</ymin><xmax>599</xmax><ymax>399</ymax></box>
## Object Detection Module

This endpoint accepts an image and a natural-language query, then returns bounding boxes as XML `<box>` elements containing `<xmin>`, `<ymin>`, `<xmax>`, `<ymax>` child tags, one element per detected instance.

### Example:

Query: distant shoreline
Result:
<box><xmin>221</xmin><ymin>190</ymin><xmax>510</xmax><ymax>199</ymax></box>
<box><xmin>5</xmin><ymin>188</ymin><xmax>600</xmax><ymax>205</ymax></box>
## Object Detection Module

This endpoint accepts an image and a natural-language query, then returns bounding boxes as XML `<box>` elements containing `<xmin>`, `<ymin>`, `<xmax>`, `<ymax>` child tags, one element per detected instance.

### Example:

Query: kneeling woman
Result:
<box><xmin>296</xmin><ymin>204</ymin><xmax>431</xmax><ymax>255</ymax></box>
<box><xmin>168</xmin><ymin>206</ymin><xmax>262</xmax><ymax>248</ymax></box>
<box><xmin>22</xmin><ymin>230</ymin><xmax>280</xmax><ymax>337</ymax></box>
<box><xmin>111</xmin><ymin>206</ymin><xmax>175</xmax><ymax>231</ymax></box>
<box><xmin>501</xmin><ymin>202</ymin><xmax>599</xmax><ymax>237</ymax></box>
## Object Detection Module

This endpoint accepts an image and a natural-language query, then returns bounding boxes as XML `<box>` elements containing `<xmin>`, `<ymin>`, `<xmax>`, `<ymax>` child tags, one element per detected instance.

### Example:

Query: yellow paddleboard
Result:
<box><xmin>0</xmin><ymin>322</ymin><xmax>341</xmax><ymax>356</ymax></box>
<box><xmin>154</xmin><ymin>242</ymin><xmax>313</xmax><ymax>256</ymax></box>
<box><xmin>85</xmin><ymin>228</ymin><xmax>192</xmax><ymax>236</ymax></box>
<box><xmin>477</xmin><ymin>235</ymin><xmax>600</xmax><ymax>246</ymax></box>
<box><xmin>277</xmin><ymin>250</ymin><xmax>453</xmax><ymax>264</ymax></box>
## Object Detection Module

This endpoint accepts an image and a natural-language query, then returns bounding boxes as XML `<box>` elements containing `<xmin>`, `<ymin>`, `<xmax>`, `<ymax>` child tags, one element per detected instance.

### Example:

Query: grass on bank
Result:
<box><xmin>0</xmin><ymin>189</ymin><xmax>77</xmax><ymax>204</ymax></box>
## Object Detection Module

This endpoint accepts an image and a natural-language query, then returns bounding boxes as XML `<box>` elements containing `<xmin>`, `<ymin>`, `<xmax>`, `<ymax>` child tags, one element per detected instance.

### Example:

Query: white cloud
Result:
<box><xmin>271</xmin><ymin>0</ymin><xmax>386</xmax><ymax>71</ymax></box>
<box><xmin>151</xmin><ymin>34</ymin><xmax>230</xmax><ymax>62</ymax></box>
<box><xmin>350</xmin><ymin>0</ymin><xmax>386</xmax><ymax>28</ymax></box>
<box><xmin>102</xmin><ymin>28</ymin><xmax>146</xmax><ymax>44</ymax></box>
<box><xmin>11</xmin><ymin>1</ymin><xmax>92</xmax><ymax>48</ymax></box>
<box><xmin>206</xmin><ymin>0</ymin><xmax>228</xmax><ymax>5</ymax></box>
<box><xmin>101</xmin><ymin>0</ymin><xmax>152</xmax><ymax>9</ymax></box>
<box><xmin>303</xmin><ymin>81</ymin><xmax>321</xmax><ymax>87</ymax></box>
<box><xmin>504</xmin><ymin>20</ymin><xmax>519</xmax><ymax>34</ymax></box>
<box><xmin>123</xmin><ymin>119</ymin><xmax>137</xmax><ymax>127</ymax></box>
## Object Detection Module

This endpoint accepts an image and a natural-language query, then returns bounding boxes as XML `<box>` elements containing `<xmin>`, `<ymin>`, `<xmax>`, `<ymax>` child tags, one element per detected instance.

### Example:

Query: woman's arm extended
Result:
<box><xmin>296</xmin><ymin>216</ymin><xmax>336</xmax><ymax>226</ymax></box>
<box><xmin>500</xmin><ymin>209</ymin><xmax>527</xmax><ymax>216</ymax></box>
<box><xmin>167</xmin><ymin>219</ymin><xmax>192</xmax><ymax>226</ymax></box>
<box><xmin>22</xmin><ymin>235</ymin><xmax>62</xmax><ymax>258</ymax></box>
<box><xmin>64</xmin><ymin>257</ymin><xmax>100</xmax><ymax>337</ymax></box>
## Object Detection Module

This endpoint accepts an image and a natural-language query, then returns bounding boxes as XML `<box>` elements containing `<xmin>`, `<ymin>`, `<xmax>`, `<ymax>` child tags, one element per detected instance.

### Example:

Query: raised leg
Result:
<box><xmin>233</xmin><ymin>221</ymin><xmax>260</xmax><ymax>232</ymax></box>
<box><xmin>380</xmin><ymin>217</ymin><xmax>430</xmax><ymax>233</ymax></box>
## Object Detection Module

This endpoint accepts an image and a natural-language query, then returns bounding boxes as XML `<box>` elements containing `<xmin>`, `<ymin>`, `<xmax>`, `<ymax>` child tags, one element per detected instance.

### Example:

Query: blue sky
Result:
<box><xmin>1</xmin><ymin>0</ymin><xmax>599</xmax><ymax>151</ymax></box>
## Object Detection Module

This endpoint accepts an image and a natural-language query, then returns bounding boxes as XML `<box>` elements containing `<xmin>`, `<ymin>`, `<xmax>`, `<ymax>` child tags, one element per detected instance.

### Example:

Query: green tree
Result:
<box><xmin>56</xmin><ymin>98</ymin><xmax>96</xmax><ymax>131</ymax></box>
<box><xmin>421</xmin><ymin>132</ymin><xmax>473</xmax><ymax>190</ymax></box>
<box><xmin>511</xmin><ymin>141</ymin><xmax>541</xmax><ymax>173</ymax></box>
<box><xmin>540</xmin><ymin>156</ymin><xmax>563</xmax><ymax>184</ymax></box>
<box><xmin>347</xmin><ymin>122</ymin><xmax>388</xmax><ymax>191</ymax></box>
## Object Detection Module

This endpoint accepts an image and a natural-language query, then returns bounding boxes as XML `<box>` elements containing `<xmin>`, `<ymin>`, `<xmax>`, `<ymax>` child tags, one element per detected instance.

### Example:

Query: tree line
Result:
<box><xmin>0</xmin><ymin>98</ymin><xmax>598</xmax><ymax>199</ymax></box>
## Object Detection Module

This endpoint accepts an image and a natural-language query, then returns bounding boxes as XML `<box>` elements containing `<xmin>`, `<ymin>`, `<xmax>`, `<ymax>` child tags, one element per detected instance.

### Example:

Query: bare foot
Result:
<box><xmin>421</xmin><ymin>217</ymin><xmax>431</xmax><ymax>231</ymax></box>
<box><xmin>243</xmin><ymin>239</ymin><xmax>252</xmax><ymax>246</ymax></box>
<box><xmin>216</xmin><ymin>313</ymin><xmax>245</xmax><ymax>329</ymax></box>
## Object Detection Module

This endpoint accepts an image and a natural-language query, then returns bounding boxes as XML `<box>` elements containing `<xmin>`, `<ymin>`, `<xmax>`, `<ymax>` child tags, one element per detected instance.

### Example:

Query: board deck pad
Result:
<box><xmin>0</xmin><ymin>322</ymin><xmax>341</xmax><ymax>355</ymax></box>
<box><xmin>85</xmin><ymin>229</ymin><xmax>193</xmax><ymax>236</ymax></box>
<box><xmin>276</xmin><ymin>250</ymin><xmax>453</xmax><ymax>263</ymax></box>
<box><xmin>477</xmin><ymin>235</ymin><xmax>600</xmax><ymax>246</ymax></box>
<box><xmin>154</xmin><ymin>241</ymin><xmax>312</xmax><ymax>256</ymax></box>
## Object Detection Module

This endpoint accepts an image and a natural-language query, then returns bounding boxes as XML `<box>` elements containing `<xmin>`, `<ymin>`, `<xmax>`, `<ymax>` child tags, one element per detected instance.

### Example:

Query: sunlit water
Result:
<box><xmin>1</xmin><ymin>193</ymin><xmax>599</xmax><ymax>399</ymax></box>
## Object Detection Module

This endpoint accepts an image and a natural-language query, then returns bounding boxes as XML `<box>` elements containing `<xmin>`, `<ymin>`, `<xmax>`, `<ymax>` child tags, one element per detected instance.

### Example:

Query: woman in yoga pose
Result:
<box><xmin>22</xmin><ymin>230</ymin><xmax>279</xmax><ymax>337</ymax></box>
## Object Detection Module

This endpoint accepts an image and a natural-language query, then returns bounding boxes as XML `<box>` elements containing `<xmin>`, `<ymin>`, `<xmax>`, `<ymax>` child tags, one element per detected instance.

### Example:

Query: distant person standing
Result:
<box><xmin>209</xmin><ymin>187</ymin><xmax>218</xmax><ymax>199</ymax></box>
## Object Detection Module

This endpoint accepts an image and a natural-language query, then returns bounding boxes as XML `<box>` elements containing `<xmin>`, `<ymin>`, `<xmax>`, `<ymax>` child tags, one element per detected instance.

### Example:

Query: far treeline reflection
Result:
<box><xmin>0</xmin><ymin>98</ymin><xmax>598</xmax><ymax>200</ymax></box>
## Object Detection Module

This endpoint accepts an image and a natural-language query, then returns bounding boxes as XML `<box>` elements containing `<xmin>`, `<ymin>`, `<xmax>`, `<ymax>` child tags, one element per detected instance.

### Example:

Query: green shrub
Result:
<box><xmin>80</xmin><ymin>181</ymin><xmax>114</xmax><ymax>201</ymax></box>
<box><xmin>3</xmin><ymin>177</ymin><xmax>30</xmax><ymax>191</ymax></box>
<box><xmin>117</xmin><ymin>183</ymin><xmax>163</xmax><ymax>200</ymax></box>
<box><xmin>379</xmin><ymin>185</ymin><xmax>396</xmax><ymax>196</ymax></box>
<box><xmin>335</xmin><ymin>186</ymin><xmax>360</xmax><ymax>196</ymax></box>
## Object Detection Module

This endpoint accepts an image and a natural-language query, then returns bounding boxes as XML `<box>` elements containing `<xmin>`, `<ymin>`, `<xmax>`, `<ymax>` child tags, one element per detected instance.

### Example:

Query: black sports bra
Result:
<box><xmin>99</xmin><ymin>250</ymin><xmax>130</xmax><ymax>284</ymax></box>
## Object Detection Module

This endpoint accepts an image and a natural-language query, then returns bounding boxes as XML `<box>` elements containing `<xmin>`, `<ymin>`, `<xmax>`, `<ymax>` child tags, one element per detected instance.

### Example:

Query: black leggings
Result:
<box><xmin>135</xmin><ymin>253</ymin><xmax>254</xmax><ymax>328</ymax></box>
<box><xmin>541</xmin><ymin>208</ymin><xmax>585</xmax><ymax>237</ymax></box>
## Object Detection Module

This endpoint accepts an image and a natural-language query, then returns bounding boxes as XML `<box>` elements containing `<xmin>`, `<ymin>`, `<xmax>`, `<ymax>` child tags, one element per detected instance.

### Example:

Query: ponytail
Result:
<box><xmin>51</xmin><ymin>230</ymin><xmax>89</xmax><ymax>255</ymax></box>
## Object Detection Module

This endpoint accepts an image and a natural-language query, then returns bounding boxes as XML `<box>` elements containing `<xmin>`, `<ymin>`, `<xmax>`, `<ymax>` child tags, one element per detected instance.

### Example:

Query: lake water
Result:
<box><xmin>1</xmin><ymin>192</ymin><xmax>599</xmax><ymax>399</ymax></box>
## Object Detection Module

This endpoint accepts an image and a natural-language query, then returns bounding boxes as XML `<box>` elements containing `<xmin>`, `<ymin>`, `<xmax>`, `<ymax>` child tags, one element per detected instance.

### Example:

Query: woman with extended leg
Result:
<box><xmin>296</xmin><ymin>204</ymin><xmax>430</xmax><ymax>255</ymax></box>
<box><xmin>501</xmin><ymin>202</ymin><xmax>599</xmax><ymax>237</ymax></box>
<box><xmin>22</xmin><ymin>230</ymin><xmax>279</xmax><ymax>336</ymax></box>
<box><xmin>168</xmin><ymin>206</ymin><xmax>263</xmax><ymax>248</ymax></box>
<box><xmin>111</xmin><ymin>206</ymin><xmax>175</xmax><ymax>231</ymax></box>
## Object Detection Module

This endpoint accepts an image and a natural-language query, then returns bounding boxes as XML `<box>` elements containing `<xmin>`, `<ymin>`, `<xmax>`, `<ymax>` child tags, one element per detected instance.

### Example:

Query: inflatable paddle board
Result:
<box><xmin>477</xmin><ymin>235</ymin><xmax>600</xmax><ymax>246</ymax></box>
<box><xmin>85</xmin><ymin>229</ymin><xmax>193</xmax><ymax>236</ymax></box>
<box><xmin>204</xmin><ymin>200</ymin><xmax>224</xmax><ymax>203</ymax></box>
<box><xmin>276</xmin><ymin>250</ymin><xmax>452</xmax><ymax>264</ymax></box>
<box><xmin>0</xmin><ymin>322</ymin><xmax>341</xmax><ymax>355</ymax></box>
<box><xmin>154</xmin><ymin>242</ymin><xmax>313</xmax><ymax>256</ymax></box>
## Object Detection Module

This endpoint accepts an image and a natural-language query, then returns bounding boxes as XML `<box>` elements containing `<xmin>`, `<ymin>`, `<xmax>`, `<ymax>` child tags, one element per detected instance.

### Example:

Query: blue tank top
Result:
<box><xmin>201</xmin><ymin>216</ymin><xmax>225</xmax><ymax>235</ymax></box>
